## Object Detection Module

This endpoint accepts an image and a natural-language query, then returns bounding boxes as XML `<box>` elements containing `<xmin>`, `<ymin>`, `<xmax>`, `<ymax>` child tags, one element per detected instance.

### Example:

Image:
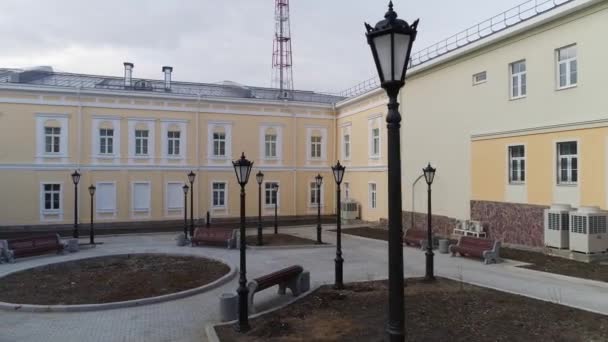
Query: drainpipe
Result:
<box><xmin>411</xmin><ymin>173</ymin><xmax>424</xmax><ymax>231</ymax></box>
<box><xmin>332</xmin><ymin>102</ymin><xmax>337</xmax><ymax>217</ymax></box>
<box><xmin>196</xmin><ymin>92</ymin><xmax>201</xmax><ymax>224</ymax></box>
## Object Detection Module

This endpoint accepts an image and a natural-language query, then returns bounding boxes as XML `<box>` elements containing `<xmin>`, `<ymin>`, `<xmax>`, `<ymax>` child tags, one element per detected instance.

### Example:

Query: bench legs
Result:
<box><xmin>246</xmin><ymin>274</ymin><xmax>305</xmax><ymax>314</ymax></box>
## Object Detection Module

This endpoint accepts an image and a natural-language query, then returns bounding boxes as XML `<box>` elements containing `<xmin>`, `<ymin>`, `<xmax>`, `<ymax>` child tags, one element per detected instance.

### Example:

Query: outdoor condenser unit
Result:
<box><xmin>341</xmin><ymin>199</ymin><xmax>358</xmax><ymax>221</ymax></box>
<box><xmin>569</xmin><ymin>206</ymin><xmax>608</xmax><ymax>254</ymax></box>
<box><xmin>543</xmin><ymin>204</ymin><xmax>572</xmax><ymax>249</ymax></box>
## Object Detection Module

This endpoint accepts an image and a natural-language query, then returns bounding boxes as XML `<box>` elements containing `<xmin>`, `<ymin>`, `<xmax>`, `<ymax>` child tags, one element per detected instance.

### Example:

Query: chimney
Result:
<box><xmin>124</xmin><ymin>62</ymin><xmax>134</xmax><ymax>87</ymax></box>
<box><xmin>162</xmin><ymin>66</ymin><xmax>173</xmax><ymax>91</ymax></box>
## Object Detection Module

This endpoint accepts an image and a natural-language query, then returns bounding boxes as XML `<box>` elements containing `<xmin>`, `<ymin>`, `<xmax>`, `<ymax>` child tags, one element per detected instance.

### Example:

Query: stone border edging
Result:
<box><xmin>0</xmin><ymin>252</ymin><xmax>236</xmax><ymax>313</ymax></box>
<box><xmin>247</xmin><ymin>243</ymin><xmax>334</xmax><ymax>250</ymax></box>
<box><xmin>205</xmin><ymin>283</ymin><xmax>322</xmax><ymax>342</ymax></box>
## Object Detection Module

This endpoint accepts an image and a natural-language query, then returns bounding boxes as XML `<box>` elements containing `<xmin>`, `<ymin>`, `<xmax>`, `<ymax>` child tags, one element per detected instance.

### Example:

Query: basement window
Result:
<box><xmin>473</xmin><ymin>71</ymin><xmax>487</xmax><ymax>85</ymax></box>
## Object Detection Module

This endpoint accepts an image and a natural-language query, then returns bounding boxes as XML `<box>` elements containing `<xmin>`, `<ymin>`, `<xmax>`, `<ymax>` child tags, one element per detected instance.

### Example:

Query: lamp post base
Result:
<box><xmin>424</xmin><ymin>251</ymin><xmax>435</xmax><ymax>282</ymax></box>
<box><xmin>334</xmin><ymin>257</ymin><xmax>344</xmax><ymax>290</ymax></box>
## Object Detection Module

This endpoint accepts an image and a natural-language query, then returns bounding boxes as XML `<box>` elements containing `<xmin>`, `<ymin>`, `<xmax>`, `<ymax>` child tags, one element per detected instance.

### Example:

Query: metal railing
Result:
<box><xmin>339</xmin><ymin>0</ymin><xmax>575</xmax><ymax>99</ymax></box>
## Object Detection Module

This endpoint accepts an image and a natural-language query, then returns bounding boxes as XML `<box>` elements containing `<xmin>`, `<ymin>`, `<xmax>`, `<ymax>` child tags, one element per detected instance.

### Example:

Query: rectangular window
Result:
<box><xmin>213</xmin><ymin>132</ymin><xmax>226</xmax><ymax>156</ymax></box>
<box><xmin>310</xmin><ymin>182</ymin><xmax>321</xmax><ymax>206</ymax></box>
<box><xmin>212</xmin><ymin>182</ymin><xmax>226</xmax><ymax>207</ymax></box>
<box><xmin>557</xmin><ymin>141</ymin><xmax>578</xmax><ymax>184</ymax></box>
<box><xmin>510</xmin><ymin>60</ymin><xmax>527</xmax><ymax>99</ymax></box>
<box><xmin>132</xmin><ymin>182</ymin><xmax>151</xmax><ymax>212</ymax></box>
<box><xmin>135</xmin><ymin>130</ymin><xmax>149</xmax><ymax>155</ymax></box>
<box><xmin>44</xmin><ymin>127</ymin><xmax>61</xmax><ymax>153</ymax></box>
<box><xmin>96</xmin><ymin>183</ymin><xmax>116</xmax><ymax>213</ymax></box>
<box><xmin>166</xmin><ymin>183</ymin><xmax>183</xmax><ymax>210</ymax></box>
<box><xmin>43</xmin><ymin>184</ymin><xmax>61</xmax><ymax>210</ymax></box>
<box><xmin>167</xmin><ymin>131</ymin><xmax>180</xmax><ymax>156</ymax></box>
<box><xmin>508</xmin><ymin>145</ymin><xmax>525</xmax><ymax>183</ymax></box>
<box><xmin>265</xmin><ymin>182</ymin><xmax>278</xmax><ymax>206</ymax></box>
<box><xmin>343</xmin><ymin>134</ymin><xmax>350</xmax><ymax>159</ymax></box>
<box><xmin>311</xmin><ymin>136</ymin><xmax>322</xmax><ymax>158</ymax></box>
<box><xmin>473</xmin><ymin>71</ymin><xmax>487</xmax><ymax>85</ymax></box>
<box><xmin>557</xmin><ymin>45</ymin><xmax>577</xmax><ymax>88</ymax></box>
<box><xmin>99</xmin><ymin>128</ymin><xmax>114</xmax><ymax>154</ymax></box>
<box><xmin>369</xmin><ymin>183</ymin><xmax>377</xmax><ymax>209</ymax></box>
<box><xmin>265</xmin><ymin>134</ymin><xmax>277</xmax><ymax>158</ymax></box>
<box><xmin>372</xmin><ymin>128</ymin><xmax>380</xmax><ymax>156</ymax></box>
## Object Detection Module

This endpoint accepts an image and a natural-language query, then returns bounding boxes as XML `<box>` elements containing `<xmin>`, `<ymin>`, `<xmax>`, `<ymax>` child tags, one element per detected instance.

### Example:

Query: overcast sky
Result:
<box><xmin>0</xmin><ymin>0</ymin><xmax>527</xmax><ymax>93</ymax></box>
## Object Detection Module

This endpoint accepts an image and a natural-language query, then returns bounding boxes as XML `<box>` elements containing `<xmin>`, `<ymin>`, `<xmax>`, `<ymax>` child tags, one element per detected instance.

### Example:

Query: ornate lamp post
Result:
<box><xmin>233</xmin><ymin>152</ymin><xmax>254</xmax><ymax>332</ymax></box>
<box><xmin>331</xmin><ymin>161</ymin><xmax>345</xmax><ymax>290</ymax></box>
<box><xmin>315</xmin><ymin>174</ymin><xmax>323</xmax><ymax>244</ymax></box>
<box><xmin>273</xmin><ymin>183</ymin><xmax>279</xmax><ymax>234</ymax></box>
<box><xmin>423</xmin><ymin>163</ymin><xmax>436</xmax><ymax>281</ymax></box>
<box><xmin>71</xmin><ymin>170</ymin><xmax>81</xmax><ymax>239</ymax></box>
<box><xmin>88</xmin><ymin>185</ymin><xmax>96</xmax><ymax>245</ymax></box>
<box><xmin>365</xmin><ymin>2</ymin><xmax>419</xmax><ymax>341</ymax></box>
<box><xmin>182</xmin><ymin>184</ymin><xmax>189</xmax><ymax>239</ymax></box>
<box><xmin>256</xmin><ymin>171</ymin><xmax>264</xmax><ymax>246</ymax></box>
<box><xmin>187</xmin><ymin>171</ymin><xmax>196</xmax><ymax>239</ymax></box>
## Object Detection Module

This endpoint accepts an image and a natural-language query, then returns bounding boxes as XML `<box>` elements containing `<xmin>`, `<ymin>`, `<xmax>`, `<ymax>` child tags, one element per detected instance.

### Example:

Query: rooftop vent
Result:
<box><xmin>124</xmin><ymin>62</ymin><xmax>134</xmax><ymax>88</ymax></box>
<box><xmin>162</xmin><ymin>66</ymin><xmax>172</xmax><ymax>91</ymax></box>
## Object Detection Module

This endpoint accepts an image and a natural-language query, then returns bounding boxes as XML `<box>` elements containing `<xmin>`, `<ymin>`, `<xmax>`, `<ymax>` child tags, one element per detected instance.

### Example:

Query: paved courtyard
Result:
<box><xmin>1</xmin><ymin>226</ymin><xmax>607</xmax><ymax>342</ymax></box>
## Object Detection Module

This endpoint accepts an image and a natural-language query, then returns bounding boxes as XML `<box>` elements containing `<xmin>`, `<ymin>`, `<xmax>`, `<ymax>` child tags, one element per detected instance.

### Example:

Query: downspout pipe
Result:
<box><xmin>411</xmin><ymin>173</ymin><xmax>424</xmax><ymax>231</ymax></box>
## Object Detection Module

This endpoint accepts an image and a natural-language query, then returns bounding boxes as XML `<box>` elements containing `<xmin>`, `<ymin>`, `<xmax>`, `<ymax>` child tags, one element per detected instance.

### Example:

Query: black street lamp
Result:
<box><xmin>331</xmin><ymin>161</ymin><xmax>345</xmax><ymax>290</ymax></box>
<box><xmin>233</xmin><ymin>152</ymin><xmax>254</xmax><ymax>333</ymax></box>
<box><xmin>315</xmin><ymin>174</ymin><xmax>323</xmax><ymax>244</ymax></box>
<box><xmin>256</xmin><ymin>171</ymin><xmax>264</xmax><ymax>246</ymax></box>
<box><xmin>182</xmin><ymin>184</ymin><xmax>189</xmax><ymax>239</ymax></box>
<box><xmin>273</xmin><ymin>183</ymin><xmax>279</xmax><ymax>234</ymax></box>
<box><xmin>88</xmin><ymin>185</ymin><xmax>96</xmax><ymax>245</ymax></box>
<box><xmin>423</xmin><ymin>163</ymin><xmax>436</xmax><ymax>282</ymax></box>
<box><xmin>187</xmin><ymin>170</ymin><xmax>196</xmax><ymax>239</ymax></box>
<box><xmin>365</xmin><ymin>3</ymin><xmax>419</xmax><ymax>341</ymax></box>
<box><xmin>71</xmin><ymin>170</ymin><xmax>81</xmax><ymax>239</ymax></box>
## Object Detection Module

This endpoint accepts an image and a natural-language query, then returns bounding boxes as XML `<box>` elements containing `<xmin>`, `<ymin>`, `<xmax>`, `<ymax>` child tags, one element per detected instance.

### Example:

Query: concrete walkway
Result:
<box><xmin>0</xmin><ymin>226</ymin><xmax>606</xmax><ymax>342</ymax></box>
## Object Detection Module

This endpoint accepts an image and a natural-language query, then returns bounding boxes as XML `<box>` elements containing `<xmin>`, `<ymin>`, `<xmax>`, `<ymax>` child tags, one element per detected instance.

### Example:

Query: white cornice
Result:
<box><xmin>471</xmin><ymin>116</ymin><xmax>608</xmax><ymax>141</ymax></box>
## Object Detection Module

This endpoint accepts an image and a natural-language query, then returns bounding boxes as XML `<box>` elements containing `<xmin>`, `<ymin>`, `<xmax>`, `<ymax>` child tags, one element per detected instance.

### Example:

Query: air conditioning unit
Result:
<box><xmin>543</xmin><ymin>204</ymin><xmax>572</xmax><ymax>249</ymax></box>
<box><xmin>341</xmin><ymin>199</ymin><xmax>358</xmax><ymax>221</ymax></box>
<box><xmin>569</xmin><ymin>206</ymin><xmax>608</xmax><ymax>254</ymax></box>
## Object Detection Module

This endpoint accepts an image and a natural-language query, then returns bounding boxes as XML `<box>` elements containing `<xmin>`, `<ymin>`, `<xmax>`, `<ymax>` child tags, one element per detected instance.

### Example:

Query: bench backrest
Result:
<box><xmin>193</xmin><ymin>227</ymin><xmax>234</xmax><ymax>239</ymax></box>
<box><xmin>405</xmin><ymin>229</ymin><xmax>427</xmax><ymax>239</ymax></box>
<box><xmin>459</xmin><ymin>236</ymin><xmax>494</xmax><ymax>250</ymax></box>
<box><xmin>255</xmin><ymin>265</ymin><xmax>303</xmax><ymax>292</ymax></box>
<box><xmin>8</xmin><ymin>234</ymin><xmax>59</xmax><ymax>249</ymax></box>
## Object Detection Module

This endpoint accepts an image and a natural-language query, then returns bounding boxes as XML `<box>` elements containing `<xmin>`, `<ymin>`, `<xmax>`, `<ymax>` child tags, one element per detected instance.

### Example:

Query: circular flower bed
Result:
<box><xmin>0</xmin><ymin>254</ymin><xmax>230</xmax><ymax>305</ymax></box>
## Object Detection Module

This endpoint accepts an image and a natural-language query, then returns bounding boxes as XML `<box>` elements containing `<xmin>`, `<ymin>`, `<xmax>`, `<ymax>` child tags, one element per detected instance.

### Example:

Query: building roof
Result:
<box><xmin>0</xmin><ymin>68</ymin><xmax>344</xmax><ymax>105</ymax></box>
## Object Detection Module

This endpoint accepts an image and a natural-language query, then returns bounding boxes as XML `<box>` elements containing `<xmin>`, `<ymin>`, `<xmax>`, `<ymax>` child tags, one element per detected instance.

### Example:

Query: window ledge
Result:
<box><xmin>262</xmin><ymin>157</ymin><xmax>281</xmax><ymax>161</ymax></box>
<box><xmin>209</xmin><ymin>156</ymin><xmax>230</xmax><ymax>160</ymax></box>
<box><xmin>165</xmin><ymin>155</ymin><xmax>184</xmax><ymax>160</ymax></box>
<box><xmin>508</xmin><ymin>182</ymin><xmax>526</xmax><ymax>186</ymax></box>
<box><xmin>212</xmin><ymin>206</ymin><xmax>227</xmax><ymax>210</ymax></box>
<box><xmin>96</xmin><ymin>209</ymin><xmax>116</xmax><ymax>214</ymax></box>
<box><xmin>131</xmin><ymin>155</ymin><xmax>151</xmax><ymax>159</ymax></box>
<box><xmin>369</xmin><ymin>155</ymin><xmax>381</xmax><ymax>160</ymax></box>
<box><xmin>42</xmin><ymin>210</ymin><xmax>62</xmax><ymax>215</ymax></box>
<box><xmin>264</xmin><ymin>205</ymin><xmax>280</xmax><ymax>209</ymax></box>
<box><xmin>556</xmin><ymin>183</ymin><xmax>578</xmax><ymax>187</ymax></box>
<box><xmin>95</xmin><ymin>154</ymin><xmax>118</xmax><ymax>159</ymax></box>
<box><xmin>38</xmin><ymin>153</ymin><xmax>68</xmax><ymax>158</ymax></box>
<box><xmin>556</xmin><ymin>84</ymin><xmax>577</xmax><ymax>91</ymax></box>
<box><xmin>132</xmin><ymin>208</ymin><xmax>150</xmax><ymax>213</ymax></box>
<box><xmin>509</xmin><ymin>95</ymin><xmax>527</xmax><ymax>101</ymax></box>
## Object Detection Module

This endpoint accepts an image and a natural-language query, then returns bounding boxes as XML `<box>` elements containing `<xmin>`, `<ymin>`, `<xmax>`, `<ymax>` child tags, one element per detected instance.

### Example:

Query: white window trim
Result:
<box><xmin>161</xmin><ymin>120</ymin><xmax>187</xmax><ymax>162</ymax></box>
<box><xmin>507</xmin><ymin>144</ymin><xmax>526</xmax><ymax>185</ymax></box>
<box><xmin>36</xmin><ymin>114</ymin><xmax>69</xmax><ymax>160</ymax></box>
<box><xmin>368</xmin><ymin>182</ymin><xmax>377</xmax><ymax>209</ymax></box>
<box><xmin>259</xmin><ymin>124</ymin><xmax>283</xmax><ymax>162</ymax></box>
<box><xmin>211</xmin><ymin>181</ymin><xmax>228</xmax><ymax>209</ymax></box>
<box><xmin>263</xmin><ymin>181</ymin><xmax>281</xmax><ymax>209</ymax></box>
<box><xmin>128</xmin><ymin>119</ymin><xmax>155</xmax><ymax>162</ymax></box>
<box><xmin>555</xmin><ymin>139</ymin><xmax>580</xmax><ymax>186</ymax></box>
<box><xmin>368</xmin><ymin>115</ymin><xmax>382</xmax><ymax>160</ymax></box>
<box><xmin>305</xmin><ymin>126</ymin><xmax>328</xmax><ymax>163</ymax></box>
<box><xmin>207</xmin><ymin>121</ymin><xmax>233</xmax><ymax>161</ymax></box>
<box><xmin>344</xmin><ymin>182</ymin><xmax>350</xmax><ymax>200</ymax></box>
<box><xmin>95</xmin><ymin>181</ymin><xmax>118</xmax><ymax>217</ymax></box>
<box><xmin>556</xmin><ymin>44</ymin><xmax>578</xmax><ymax>90</ymax></box>
<box><xmin>39</xmin><ymin>182</ymin><xmax>64</xmax><ymax>221</ymax></box>
<box><xmin>509</xmin><ymin>60</ymin><xmax>527</xmax><ymax>100</ymax></box>
<box><xmin>131</xmin><ymin>181</ymin><xmax>151</xmax><ymax>217</ymax></box>
<box><xmin>307</xmin><ymin>180</ymin><xmax>325</xmax><ymax>208</ymax></box>
<box><xmin>472</xmin><ymin>71</ymin><xmax>487</xmax><ymax>86</ymax></box>
<box><xmin>92</xmin><ymin>117</ymin><xmax>121</xmax><ymax>161</ymax></box>
<box><xmin>165</xmin><ymin>181</ymin><xmax>186</xmax><ymax>216</ymax></box>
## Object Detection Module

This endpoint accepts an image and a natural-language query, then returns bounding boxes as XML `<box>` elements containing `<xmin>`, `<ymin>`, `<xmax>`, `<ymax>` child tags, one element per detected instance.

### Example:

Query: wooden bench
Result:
<box><xmin>403</xmin><ymin>229</ymin><xmax>430</xmax><ymax>249</ymax></box>
<box><xmin>191</xmin><ymin>227</ymin><xmax>237</xmax><ymax>249</ymax></box>
<box><xmin>5</xmin><ymin>234</ymin><xmax>63</xmax><ymax>261</ymax></box>
<box><xmin>247</xmin><ymin>265</ymin><xmax>305</xmax><ymax>313</ymax></box>
<box><xmin>449</xmin><ymin>236</ymin><xmax>501</xmax><ymax>264</ymax></box>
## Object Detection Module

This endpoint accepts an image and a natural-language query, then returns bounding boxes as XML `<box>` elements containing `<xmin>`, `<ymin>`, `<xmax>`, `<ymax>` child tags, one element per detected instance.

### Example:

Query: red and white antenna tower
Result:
<box><xmin>271</xmin><ymin>0</ymin><xmax>294</xmax><ymax>99</ymax></box>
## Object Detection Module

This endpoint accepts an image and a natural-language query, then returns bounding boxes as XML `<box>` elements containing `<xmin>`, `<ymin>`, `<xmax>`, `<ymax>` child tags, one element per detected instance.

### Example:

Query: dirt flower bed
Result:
<box><xmin>337</xmin><ymin>227</ymin><xmax>389</xmax><ymax>241</ymax></box>
<box><xmin>245</xmin><ymin>233</ymin><xmax>321</xmax><ymax>246</ymax></box>
<box><xmin>501</xmin><ymin>247</ymin><xmax>608</xmax><ymax>283</ymax></box>
<box><xmin>0</xmin><ymin>254</ymin><xmax>229</xmax><ymax>305</ymax></box>
<box><xmin>216</xmin><ymin>277</ymin><xmax>608</xmax><ymax>342</ymax></box>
